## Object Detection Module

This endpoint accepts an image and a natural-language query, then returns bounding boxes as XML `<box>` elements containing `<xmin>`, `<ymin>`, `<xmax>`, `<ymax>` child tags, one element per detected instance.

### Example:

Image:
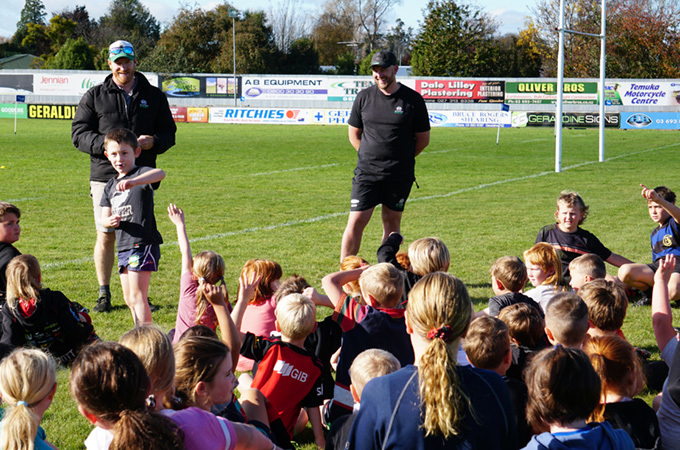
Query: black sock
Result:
<box><xmin>99</xmin><ymin>285</ymin><xmax>110</xmax><ymax>296</ymax></box>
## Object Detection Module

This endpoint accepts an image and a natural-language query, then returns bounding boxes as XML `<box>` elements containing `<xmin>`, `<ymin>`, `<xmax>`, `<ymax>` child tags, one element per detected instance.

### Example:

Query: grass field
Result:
<box><xmin>2</xmin><ymin>118</ymin><xmax>680</xmax><ymax>448</ymax></box>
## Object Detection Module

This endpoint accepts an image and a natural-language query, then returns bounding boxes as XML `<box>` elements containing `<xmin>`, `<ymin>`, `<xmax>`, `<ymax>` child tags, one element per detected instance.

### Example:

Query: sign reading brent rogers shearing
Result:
<box><xmin>505</xmin><ymin>81</ymin><xmax>598</xmax><ymax>105</ymax></box>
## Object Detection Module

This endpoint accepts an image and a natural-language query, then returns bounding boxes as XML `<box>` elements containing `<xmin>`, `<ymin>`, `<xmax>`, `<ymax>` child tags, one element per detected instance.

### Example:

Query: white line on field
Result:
<box><xmin>521</xmin><ymin>139</ymin><xmax>548</xmax><ymax>143</ymax></box>
<box><xmin>424</xmin><ymin>149</ymin><xmax>460</xmax><ymax>154</ymax></box>
<box><xmin>5</xmin><ymin>197</ymin><xmax>40</xmax><ymax>202</ymax></box>
<box><xmin>251</xmin><ymin>163</ymin><xmax>338</xmax><ymax>176</ymax></box>
<box><xmin>41</xmin><ymin>143</ymin><xmax>680</xmax><ymax>271</ymax></box>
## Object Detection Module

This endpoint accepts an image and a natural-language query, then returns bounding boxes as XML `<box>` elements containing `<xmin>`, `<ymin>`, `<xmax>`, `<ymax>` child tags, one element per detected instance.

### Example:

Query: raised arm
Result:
<box><xmin>652</xmin><ymin>254</ymin><xmax>678</xmax><ymax>354</ymax></box>
<box><xmin>231</xmin><ymin>273</ymin><xmax>260</xmax><ymax>333</ymax></box>
<box><xmin>204</xmin><ymin>283</ymin><xmax>241</xmax><ymax>368</ymax></box>
<box><xmin>303</xmin><ymin>286</ymin><xmax>334</xmax><ymax>309</ymax></box>
<box><xmin>167</xmin><ymin>204</ymin><xmax>192</xmax><ymax>275</ymax></box>
<box><xmin>348</xmin><ymin>125</ymin><xmax>362</xmax><ymax>151</ymax></box>
<box><xmin>642</xmin><ymin>184</ymin><xmax>680</xmax><ymax>225</ymax></box>
<box><xmin>321</xmin><ymin>267</ymin><xmax>365</xmax><ymax>308</ymax></box>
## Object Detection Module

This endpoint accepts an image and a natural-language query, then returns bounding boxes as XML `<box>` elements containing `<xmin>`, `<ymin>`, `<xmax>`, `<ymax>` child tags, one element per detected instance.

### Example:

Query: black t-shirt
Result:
<box><xmin>0</xmin><ymin>243</ymin><xmax>20</xmax><ymax>301</ymax></box>
<box><xmin>348</xmin><ymin>83</ymin><xmax>430</xmax><ymax>181</ymax></box>
<box><xmin>535</xmin><ymin>223</ymin><xmax>613</xmax><ymax>276</ymax></box>
<box><xmin>604</xmin><ymin>399</ymin><xmax>660</xmax><ymax>449</ymax></box>
<box><xmin>100</xmin><ymin>166</ymin><xmax>162</xmax><ymax>251</ymax></box>
<box><xmin>488</xmin><ymin>292</ymin><xmax>544</xmax><ymax>318</ymax></box>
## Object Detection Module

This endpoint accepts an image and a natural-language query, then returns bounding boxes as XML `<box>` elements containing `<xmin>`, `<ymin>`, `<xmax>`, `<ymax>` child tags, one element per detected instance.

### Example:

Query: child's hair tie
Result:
<box><xmin>145</xmin><ymin>394</ymin><xmax>156</xmax><ymax>410</ymax></box>
<box><xmin>197</xmin><ymin>277</ymin><xmax>205</xmax><ymax>283</ymax></box>
<box><xmin>16</xmin><ymin>401</ymin><xmax>27</xmax><ymax>407</ymax></box>
<box><xmin>426</xmin><ymin>325</ymin><xmax>455</xmax><ymax>343</ymax></box>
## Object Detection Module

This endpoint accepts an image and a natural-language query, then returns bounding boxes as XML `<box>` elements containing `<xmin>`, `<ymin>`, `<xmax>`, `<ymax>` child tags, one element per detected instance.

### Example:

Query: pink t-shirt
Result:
<box><xmin>173</xmin><ymin>271</ymin><xmax>217</xmax><ymax>344</ymax></box>
<box><xmin>161</xmin><ymin>407</ymin><xmax>236</xmax><ymax>450</ymax></box>
<box><xmin>236</xmin><ymin>295</ymin><xmax>277</xmax><ymax>372</ymax></box>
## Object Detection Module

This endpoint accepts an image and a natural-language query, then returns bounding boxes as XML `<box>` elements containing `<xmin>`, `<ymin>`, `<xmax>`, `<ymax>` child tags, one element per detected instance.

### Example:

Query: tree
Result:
<box><xmin>268</xmin><ymin>0</ymin><xmax>309</xmax><ymax>53</ymax></box>
<box><xmin>356</xmin><ymin>0</ymin><xmax>402</xmax><ymax>52</ymax></box>
<box><xmin>14</xmin><ymin>0</ymin><xmax>47</xmax><ymax>46</ymax></box>
<box><xmin>526</xmin><ymin>0</ymin><xmax>680</xmax><ymax>77</ymax></box>
<box><xmin>96</xmin><ymin>0</ymin><xmax>161</xmax><ymax>61</ymax></box>
<box><xmin>384</xmin><ymin>19</ymin><xmax>413</xmax><ymax>64</ymax></box>
<box><xmin>410</xmin><ymin>0</ymin><xmax>498</xmax><ymax>77</ymax></box>
<box><xmin>22</xmin><ymin>15</ymin><xmax>77</xmax><ymax>62</ymax></box>
<box><xmin>311</xmin><ymin>0</ymin><xmax>360</xmax><ymax>65</ymax></box>
<box><xmin>279</xmin><ymin>37</ymin><xmax>320</xmax><ymax>74</ymax></box>
<box><xmin>58</xmin><ymin>6</ymin><xmax>95</xmax><ymax>41</ymax></box>
<box><xmin>46</xmin><ymin>37</ymin><xmax>95</xmax><ymax>69</ymax></box>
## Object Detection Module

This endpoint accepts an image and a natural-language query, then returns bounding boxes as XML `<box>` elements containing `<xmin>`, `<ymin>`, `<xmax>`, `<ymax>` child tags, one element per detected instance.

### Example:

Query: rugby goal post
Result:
<box><xmin>555</xmin><ymin>0</ymin><xmax>607</xmax><ymax>172</ymax></box>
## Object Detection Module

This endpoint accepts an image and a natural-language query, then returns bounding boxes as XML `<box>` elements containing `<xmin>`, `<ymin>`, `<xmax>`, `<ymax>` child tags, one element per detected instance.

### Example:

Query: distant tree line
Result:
<box><xmin>2</xmin><ymin>0</ymin><xmax>677</xmax><ymax>77</ymax></box>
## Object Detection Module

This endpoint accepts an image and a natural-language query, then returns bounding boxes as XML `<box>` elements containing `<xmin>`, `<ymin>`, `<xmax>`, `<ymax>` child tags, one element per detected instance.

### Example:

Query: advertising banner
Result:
<box><xmin>209</xmin><ymin>107</ymin><xmax>308</xmax><ymax>124</ymax></box>
<box><xmin>242</xmin><ymin>76</ymin><xmax>327</xmax><ymax>101</ymax></box>
<box><xmin>27</xmin><ymin>104</ymin><xmax>78</xmax><ymax>120</ymax></box>
<box><xmin>512</xmin><ymin>111</ymin><xmax>619</xmax><ymax>127</ymax></box>
<box><xmin>505</xmin><ymin>81</ymin><xmax>598</xmax><ymax>105</ymax></box>
<box><xmin>428</xmin><ymin>110</ymin><xmax>511</xmax><ymax>127</ymax></box>
<box><xmin>0</xmin><ymin>103</ymin><xmax>28</xmax><ymax>119</ymax></box>
<box><xmin>604</xmin><ymin>82</ymin><xmax>680</xmax><ymax>106</ymax></box>
<box><xmin>308</xmin><ymin>109</ymin><xmax>352</xmax><ymax>125</ymax></box>
<box><xmin>187</xmin><ymin>107</ymin><xmax>209</xmax><ymax>123</ymax></box>
<box><xmin>170</xmin><ymin>107</ymin><xmax>187</xmax><ymax>122</ymax></box>
<box><xmin>160</xmin><ymin>75</ymin><xmax>240</xmax><ymax>98</ymax></box>
<box><xmin>416</xmin><ymin>80</ymin><xmax>504</xmax><ymax>103</ymax></box>
<box><xmin>32</xmin><ymin>73</ymin><xmax>106</xmax><ymax>96</ymax></box>
<box><xmin>0</xmin><ymin>75</ymin><xmax>33</xmax><ymax>94</ymax></box>
<box><xmin>327</xmin><ymin>77</ymin><xmax>374</xmax><ymax>102</ymax></box>
<box><xmin>620</xmin><ymin>112</ymin><xmax>680</xmax><ymax>130</ymax></box>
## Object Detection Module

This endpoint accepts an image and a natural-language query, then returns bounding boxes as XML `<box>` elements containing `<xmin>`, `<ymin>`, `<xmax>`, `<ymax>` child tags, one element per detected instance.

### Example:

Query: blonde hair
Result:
<box><xmin>119</xmin><ymin>326</ymin><xmax>175</xmax><ymax>397</ymax></box>
<box><xmin>5</xmin><ymin>255</ymin><xmax>41</xmax><ymax>312</ymax></box>
<box><xmin>407</xmin><ymin>272</ymin><xmax>472</xmax><ymax>438</ymax></box>
<box><xmin>359</xmin><ymin>263</ymin><xmax>404</xmax><ymax>308</ymax></box>
<box><xmin>408</xmin><ymin>237</ymin><xmax>450</xmax><ymax>276</ymax></box>
<box><xmin>349</xmin><ymin>349</ymin><xmax>400</xmax><ymax>398</ymax></box>
<box><xmin>568</xmin><ymin>254</ymin><xmax>606</xmax><ymax>280</ymax></box>
<box><xmin>275</xmin><ymin>294</ymin><xmax>317</xmax><ymax>340</ymax></box>
<box><xmin>0</xmin><ymin>349</ymin><xmax>56</xmax><ymax>450</ymax></box>
<box><xmin>192</xmin><ymin>251</ymin><xmax>227</xmax><ymax>325</ymax></box>
<box><xmin>239</xmin><ymin>259</ymin><xmax>282</xmax><ymax>304</ymax></box>
<box><xmin>523</xmin><ymin>243</ymin><xmax>563</xmax><ymax>287</ymax></box>
<box><xmin>490</xmin><ymin>256</ymin><xmax>527</xmax><ymax>293</ymax></box>
<box><xmin>341</xmin><ymin>256</ymin><xmax>368</xmax><ymax>297</ymax></box>
<box><xmin>555</xmin><ymin>190</ymin><xmax>589</xmax><ymax>224</ymax></box>
<box><xmin>584</xmin><ymin>335</ymin><xmax>645</xmax><ymax>422</ymax></box>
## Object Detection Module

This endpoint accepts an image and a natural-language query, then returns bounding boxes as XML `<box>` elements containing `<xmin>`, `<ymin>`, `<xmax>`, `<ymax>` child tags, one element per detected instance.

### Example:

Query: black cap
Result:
<box><xmin>370</xmin><ymin>50</ymin><xmax>398</xmax><ymax>68</ymax></box>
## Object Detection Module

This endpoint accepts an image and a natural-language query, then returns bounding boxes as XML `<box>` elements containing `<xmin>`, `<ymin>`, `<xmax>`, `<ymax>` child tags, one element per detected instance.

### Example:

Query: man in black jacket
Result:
<box><xmin>72</xmin><ymin>40</ymin><xmax>176</xmax><ymax>313</ymax></box>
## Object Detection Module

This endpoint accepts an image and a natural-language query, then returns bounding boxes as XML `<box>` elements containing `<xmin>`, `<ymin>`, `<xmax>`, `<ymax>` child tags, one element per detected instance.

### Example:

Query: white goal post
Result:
<box><xmin>555</xmin><ymin>0</ymin><xmax>607</xmax><ymax>172</ymax></box>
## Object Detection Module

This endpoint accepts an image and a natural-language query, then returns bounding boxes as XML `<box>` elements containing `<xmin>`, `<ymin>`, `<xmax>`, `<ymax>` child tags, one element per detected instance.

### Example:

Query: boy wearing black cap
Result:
<box><xmin>340</xmin><ymin>50</ymin><xmax>431</xmax><ymax>260</ymax></box>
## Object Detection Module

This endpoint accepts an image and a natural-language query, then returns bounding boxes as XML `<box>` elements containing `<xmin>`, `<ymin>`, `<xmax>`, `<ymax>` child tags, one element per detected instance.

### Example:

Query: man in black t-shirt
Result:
<box><xmin>340</xmin><ymin>50</ymin><xmax>431</xmax><ymax>260</ymax></box>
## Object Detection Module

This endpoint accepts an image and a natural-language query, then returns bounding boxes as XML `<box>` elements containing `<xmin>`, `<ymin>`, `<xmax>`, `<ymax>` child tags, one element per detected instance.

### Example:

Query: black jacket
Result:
<box><xmin>71</xmin><ymin>72</ymin><xmax>176</xmax><ymax>182</ymax></box>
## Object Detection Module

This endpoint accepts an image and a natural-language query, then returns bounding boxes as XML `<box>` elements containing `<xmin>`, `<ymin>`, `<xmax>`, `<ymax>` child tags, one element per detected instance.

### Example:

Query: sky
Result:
<box><xmin>1</xmin><ymin>0</ymin><xmax>534</xmax><ymax>42</ymax></box>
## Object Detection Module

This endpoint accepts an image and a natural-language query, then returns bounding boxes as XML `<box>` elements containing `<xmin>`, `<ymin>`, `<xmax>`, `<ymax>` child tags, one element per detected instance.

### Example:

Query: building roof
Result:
<box><xmin>0</xmin><ymin>54</ymin><xmax>38</xmax><ymax>70</ymax></box>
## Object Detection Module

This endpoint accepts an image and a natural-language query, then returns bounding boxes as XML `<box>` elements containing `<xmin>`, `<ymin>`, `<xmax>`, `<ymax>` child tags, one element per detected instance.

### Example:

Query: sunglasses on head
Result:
<box><xmin>110</xmin><ymin>46</ymin><xmax>134</xmax><ymax>56</ymax></box>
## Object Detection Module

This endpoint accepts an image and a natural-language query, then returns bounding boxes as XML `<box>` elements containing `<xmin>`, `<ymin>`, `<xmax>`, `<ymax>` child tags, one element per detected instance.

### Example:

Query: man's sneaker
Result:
<box><xmin>148</xmin><ymin>297</ymin><xmax>159</xmax><ymax>312</ymax></box>
<box><xmin>93</xmin><ymin>294</ymin><xmax>111</xmax><ymax>313</ymax></box>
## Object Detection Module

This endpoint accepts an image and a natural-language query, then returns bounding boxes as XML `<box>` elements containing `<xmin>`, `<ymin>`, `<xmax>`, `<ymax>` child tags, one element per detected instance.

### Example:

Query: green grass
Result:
<box><xmin>2</xmin><ymin>119</ymin><xmax>680</xmax><ymax>448</ymax></box>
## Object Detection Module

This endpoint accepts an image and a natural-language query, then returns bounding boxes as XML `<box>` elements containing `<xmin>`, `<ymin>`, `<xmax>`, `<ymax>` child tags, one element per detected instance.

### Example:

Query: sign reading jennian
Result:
<box><xmin>32</xmin><ymin>72</ymin><xmax>159</xmax><ymax>96</ymax></box>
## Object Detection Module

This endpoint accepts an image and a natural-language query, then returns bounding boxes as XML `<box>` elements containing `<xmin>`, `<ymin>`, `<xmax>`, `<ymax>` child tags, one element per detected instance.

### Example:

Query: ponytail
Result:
<box><xmin>407</xmin><ymin>272</ymin><xmax>472</xmax><ymax>438</ymax></box>
<box><xmin>192</xmin><ymin>251</ymin><xmax>227</xmax><ymax>325</ymax></box>
<box><xmin>0</xmin><ymin>349</ymin><xmax>56</xmax><ymax>450</ymax></box>
<box><xmin>111</xmin><ymin>409</ymin><xmax>183</xmax><ymax>450</ymax></box>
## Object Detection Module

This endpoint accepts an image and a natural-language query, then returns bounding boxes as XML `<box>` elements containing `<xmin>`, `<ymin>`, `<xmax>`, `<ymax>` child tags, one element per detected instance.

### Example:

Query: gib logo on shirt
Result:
<box><xmin>273</xmin><ymin>360</ymin><xmax>308</xmax><ymax>382</ymax></box>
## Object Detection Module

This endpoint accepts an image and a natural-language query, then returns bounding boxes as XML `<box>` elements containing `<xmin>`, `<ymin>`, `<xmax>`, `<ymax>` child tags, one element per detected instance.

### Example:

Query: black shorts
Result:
<box><xmin>647</xmin><ymin>258</ymin><xmax>680</xmax><ymax>274</ymax></box>
<box><xmin>350</xmin><ymin>176</ymin><xmax>413</xmax><ymax>212</ymax></box>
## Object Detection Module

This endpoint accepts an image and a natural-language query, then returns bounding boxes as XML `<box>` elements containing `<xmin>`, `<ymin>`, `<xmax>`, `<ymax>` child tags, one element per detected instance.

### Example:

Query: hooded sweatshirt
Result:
<box><xmin>522</xmin><ymin>421</ymin><xmax>634</xmax><ymax>450</ymax></box>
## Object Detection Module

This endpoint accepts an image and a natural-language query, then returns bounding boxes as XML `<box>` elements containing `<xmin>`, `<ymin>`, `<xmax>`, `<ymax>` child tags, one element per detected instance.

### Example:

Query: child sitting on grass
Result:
<box><xmin>1</xmin><ymin>254</ymin><xmax>97</xmax><ymax>365</ymax></box>
<box><xmin>584</xmin><ymin>335</ymin><xmax>660</xmax><ymax>449</ymax></box>
<box><xmin>498</xmin><ymin>302</ymin><xmax>548</xmax><ymax>381</ymax></box>
<box><xmin>619</xmin><ymin>185</ymin><xmax>680</xmax><ymax>303</ymax></box>
<box><xmin>0</xmin><ymin>201</ymin><xmax>21</xmax><ymax>305</ymax></box>
<box><xmin>325</xmin><ymin>348</ymin><xmax>401</xmax><ymax>450</ymax></box>
<box><xmin>377</xmin><ymin>234</ymin><xmax>450</xmax><ymax>304</ymax></box>
<box><xmin>578</xmin><ymin>279</ymin><xmax>628</xmax><ymax>339</ymax></box>
<box><xmin>485</xmin><ymin>255</ymin><xmax>542</xmax><ymax>317</ymax></box>
<box><xmin>320</xmin><ymin>262</ymin><xmax>414</xmax><ymax>424</ymax></box>
<box><xmin>568</xmin><ymin>253</ymin><xmax>607</xmax><ymax>293</ymax></box>
<box><xmin>523</xmin><ymin>242</ymin><xmax>565</xmax><ymax>311</ymax></box>
<box><xmin>167</xmin><ymin>203</ymin><xmax>230</xmax><ymax>344</ymax></box>
<box><xmin>543</xmin><ymin>293</ymin><xmax>590</xmax><ymax>349</ymax></box>
<box><xmin>235</xmin><ymin>258</ymin><xmax>282</xmax><ymax>373</ymax></box>
<box><xmin>463</xmin><ymin>316</ymin><xmax>531</xmax><ymax>447</ymax></box>
<box><xmin>234</xmin><ymin>291</ymin><xmax>333</xmax><ymax>449</ymax></box>
<box><xmin>523</xmin><ymin>345</ymin><xmax>635</xmax><ymax>449</ymax></box>
<box><xmin>0</xmin><ymin>348</ymin><xmax>57</xmax><ymax>450</ymax></box>
<box><xmin>536</xmin><ymin>190</ymin><xmax>631</xmax><ymax>279</ymax></box>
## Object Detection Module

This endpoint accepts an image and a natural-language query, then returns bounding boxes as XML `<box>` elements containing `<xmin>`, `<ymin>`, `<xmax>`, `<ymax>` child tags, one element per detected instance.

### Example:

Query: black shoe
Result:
<box><xmin>148</xmin><ymin>297</ymin><xmax>159</xmax><ymax>312</ymax></box>
<box><xmin>93</xmin><ymin>294</ymin><xmax>112</xmax><ymax>313</ymax></box>
<box><xmin>633</xmin><ymin>295</ymin><xmax>652</xmax><ymax>307</ymax></box>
